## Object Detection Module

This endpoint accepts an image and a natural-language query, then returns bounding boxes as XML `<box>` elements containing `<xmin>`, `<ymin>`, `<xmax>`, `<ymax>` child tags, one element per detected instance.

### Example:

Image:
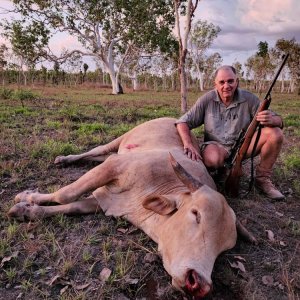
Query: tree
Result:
<box><xmin>257</xmin><ymin>41</ymin><xmax>268</xmax><ymax>58</ymax></box>
<box><xmin>7</xmin><ymin>0</ymin><xmax>176</xmax><ymax>94</ymax></box>
<box><xmin>0</xmin><ymin>44</ymin><xmax>8</xmax><ymax>85</ymax></box>
<box><xmin>174</xmin><ymin>0</ymin><xmax>199</xmax><ymax>112</ymax></box>
<box><xmin>245</xmin><ymin>41</ymin><xmax>275</xmax><ymax>93</ymax></box>
<box><xmin>272</xmin><ymin>38</ymin><xmax>300</xmax><ymax>94</ymax></box>
<box><xmin>232</xmin><ymin>61</ymin><xmax>243</xmax><ymax>78</ymax></box>
<box><xmin>1</xmin><ymin>20</ymin><xmax>50</xmax><ymax>85</ymax></box>
<box><xmin>83</xmin><ymin>63</ymin><xmax>89</xmax><ymax>83</ymax></box>
<box><xmin>201</xmin><ymin>52</ymin><xmax>222</xmax><ymax>89</ymax></box>
<box><xmin>189</xmin><ymin>20</ymin><xmax>220</xmax><ymax>91</ymax></box>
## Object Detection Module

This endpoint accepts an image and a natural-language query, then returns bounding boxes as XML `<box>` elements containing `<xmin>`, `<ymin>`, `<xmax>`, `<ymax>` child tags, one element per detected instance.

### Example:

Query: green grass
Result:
<box><xmin>76</xmin><ymin>122</ymin><xmax>110</xmax><ymax>135</ymax></box>
<box><xmin>282</xmin><ymin>147</ymin><xmax>300</xmax><ymax>171</ymax></box>
<box><xmin>31</xmin><ymin>140</ymin><xmax>80</xmax><ymax>160</ymax></box>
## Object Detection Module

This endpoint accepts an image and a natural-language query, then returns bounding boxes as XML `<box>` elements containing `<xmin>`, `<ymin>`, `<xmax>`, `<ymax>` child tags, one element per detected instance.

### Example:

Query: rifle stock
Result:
<box><xmin>224</xmin><ymin>53</ymin><xmax>289</xmax><ymax>197</ymax></box>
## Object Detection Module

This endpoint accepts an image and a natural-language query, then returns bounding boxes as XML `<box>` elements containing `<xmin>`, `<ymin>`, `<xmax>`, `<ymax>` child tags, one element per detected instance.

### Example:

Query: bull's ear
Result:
<box><xmin>142</xmin><ymin>195</ymin><xmax>179</xmax><ymax>215</ymax></box>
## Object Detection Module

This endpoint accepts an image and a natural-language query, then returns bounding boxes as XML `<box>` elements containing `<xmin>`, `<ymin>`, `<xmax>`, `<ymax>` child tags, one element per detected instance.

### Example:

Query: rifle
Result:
<box><xmin>224</xmin><ymin>53</ymin><xmax>289</xmax><ymax>197</ymax></box>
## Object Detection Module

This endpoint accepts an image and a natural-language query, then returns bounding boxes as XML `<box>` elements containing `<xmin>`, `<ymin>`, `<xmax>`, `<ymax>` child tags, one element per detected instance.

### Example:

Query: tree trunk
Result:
<box><xmin>132</xmin><ymin>71</ymin><xmax>139</xmax><ymax>90</ymax></box>
<box><xmin>171</xmin><ymin>72</ymin><xmax>176</xmax><ymax>91</ymax></box>
<box><xmin>280</xmin><ymin>72</ymin><xmax>285</xmax><ymax>93</ymax></box>
<box><xmin>179</xmin><ymin>49</ymin><xmax>188</xmax><ymax>113</ymax></box>
<box><xmin>196</xmin><ymin>64</ymin><xmax>204</xmax><ymax>91</ymax></box>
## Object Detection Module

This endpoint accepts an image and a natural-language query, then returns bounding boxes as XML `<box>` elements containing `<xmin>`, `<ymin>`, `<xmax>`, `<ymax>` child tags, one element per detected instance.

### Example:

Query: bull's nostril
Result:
<box><xmin>185</xmin><ymin>270</ymin><xmax>212</xmax><ymax>298</ymax></box>
<box><xmin>188</xmin><ymin>270</ymin><xmax>196</xmax><ymax>286</ymax></box>
<box><xmin>186</xmin><ymin>270</ymin><xmax>198</xmax><ymax>289</ymax></box>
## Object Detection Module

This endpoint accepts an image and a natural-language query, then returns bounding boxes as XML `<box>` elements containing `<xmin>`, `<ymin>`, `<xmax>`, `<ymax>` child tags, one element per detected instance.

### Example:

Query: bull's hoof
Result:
<box><xmin>14</xmin><ymin>190</ymin><xmax>38</xmax><ymax>204</ymax></box>
<box><xmin>7</xmin><ymin>202</ymin><xmax>45</xmax><ymax>222</ymax></box>
<box><xmin>54</xmin><ymin>155</ymin><xmax>67</xmax><ymax>164</ymax></box>
<box><xmin>54</xmin><ymin>155</ymin><xmax>76</xmax><ymax>165</ymax></box>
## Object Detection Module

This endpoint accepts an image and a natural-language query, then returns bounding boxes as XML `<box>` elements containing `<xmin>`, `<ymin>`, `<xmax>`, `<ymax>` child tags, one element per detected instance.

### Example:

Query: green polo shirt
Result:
<box><xmin>176</xmin><ymin>89</ymin><xmax>260</xmax><ymax>148</ymax></box>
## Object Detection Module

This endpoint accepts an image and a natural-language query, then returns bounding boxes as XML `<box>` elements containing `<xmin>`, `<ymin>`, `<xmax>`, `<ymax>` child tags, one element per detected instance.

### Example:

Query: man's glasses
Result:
<box><xmin>217</xmin><ymin>79</ymin><xmax>236</xmax><ymax>86</ymax></box>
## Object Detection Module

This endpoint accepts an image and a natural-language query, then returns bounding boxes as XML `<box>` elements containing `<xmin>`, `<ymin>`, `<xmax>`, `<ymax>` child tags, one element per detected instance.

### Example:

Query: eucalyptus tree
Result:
<box><xmin>245</xmin><ymin>41</ymin><xmax>275</xmax><ymax>93</ymax></box>
<box><xmin>174</xmin><ymin>0</ymin><xmax>199</xmax><ymax>112</ymax></box>
<box><xmin>120</xmin><ymin>49</ymin><xmax>152</xmax><ymax>91</ymax></box>
<box><xmin>232</xmin><ymin>61</ymin><xmax>243</xmax><ymax>78</ymax></box>
<box><xmin>272</xmin><ymin>38</ymin><xmax>300</xmax><ymax>94</ymax></box>
<box><xmin>7</xmin><ymin>0</ymin><xmax>176</xmax><ymax>94</ymax></box>
<box><xmin>189</xmin><ymin>20</ymin><xmax>220</xmax><ymax>91</ymax></box>
<box><xmin>201</xmin><ymin>52</ymin><xmax>222</xmax><ymax>89</ymax></box>
<box><xmin>1</xmin><ymin>20</ymin><xmax>50</xmax><ymax>85</ymax></box>
<box><xmin>0</xmin><ymin>44</ymin><xmax>8</xmax><ymax>85</ymax></box>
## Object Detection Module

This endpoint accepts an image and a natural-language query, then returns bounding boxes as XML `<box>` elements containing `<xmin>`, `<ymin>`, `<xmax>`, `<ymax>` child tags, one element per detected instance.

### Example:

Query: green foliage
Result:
<box><xmin>13</xmin><ymin>89</ymin><xmax>37</xmax><ymax>101</ymax></box>
<box><xmin>1</xmin><ymin>19</ymin><xmax>50</xmax><ymax>68</ymax></box>
<box><xmin>0</xmin><ymin>87</ymin><xmax>13</xmax><ymax>99</ymax></box>
<box><xmin>257</xmin><ymin>41</ymin><xmax>269</xmax><ymax>57</ymax></box>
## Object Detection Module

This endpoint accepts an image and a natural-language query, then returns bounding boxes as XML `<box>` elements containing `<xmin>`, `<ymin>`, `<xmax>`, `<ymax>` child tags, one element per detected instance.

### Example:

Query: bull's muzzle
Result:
<box><xmin>184</xmin><ymin>269</ymin><xmax>212</xmax><ymax>299</ymax></box>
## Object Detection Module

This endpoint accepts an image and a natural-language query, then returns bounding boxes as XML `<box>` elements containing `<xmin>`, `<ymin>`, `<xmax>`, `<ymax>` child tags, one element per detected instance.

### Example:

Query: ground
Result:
<box><xmin>0</xmin><ymin>86</ymin><xmax>299</xmax><ymax>300</ymax></box>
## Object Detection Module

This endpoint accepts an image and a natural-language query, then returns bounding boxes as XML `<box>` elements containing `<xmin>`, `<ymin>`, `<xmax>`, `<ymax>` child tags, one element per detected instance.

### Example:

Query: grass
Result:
<box><xmin>31</xmin><ymin>140</ymin><xmax>80</xmax><ymax>160</ymax></box>
<box><xmin>0</xmin><ymin>85</ymin><xmax>299</xmax><ymax>300</ymax></box>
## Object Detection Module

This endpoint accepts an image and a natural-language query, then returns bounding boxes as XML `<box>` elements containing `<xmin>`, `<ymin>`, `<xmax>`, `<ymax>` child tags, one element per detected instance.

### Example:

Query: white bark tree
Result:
<box><xmin>174</xmin><ymin>0</ymin><xmax>199</xmax><ymax>112</ymax></box>
<box><xmin>5</xmin><ymin>0</ymin><xmax>176</xmax><ymax>94</ymax></box>
<box><xmin>189</xmin><ymin>20</ymin><xmax>220</xmax><ymax>91</ymax></box>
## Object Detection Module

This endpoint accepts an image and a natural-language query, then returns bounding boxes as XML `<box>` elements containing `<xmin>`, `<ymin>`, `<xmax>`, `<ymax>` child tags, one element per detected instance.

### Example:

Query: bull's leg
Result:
<box><xmin>8</xmin><ymin>196</ymin><xmax>101</xmax><ymax>221</ymax></box>
<box><xmin>54</xmin><ymin>135</ymin><xmax>123</xmax><ymax>164</ymax></box>
<box><xmin>15</xmin><ymin>156</ymin><xmax>118</xmax><ymax>205</ymax></box>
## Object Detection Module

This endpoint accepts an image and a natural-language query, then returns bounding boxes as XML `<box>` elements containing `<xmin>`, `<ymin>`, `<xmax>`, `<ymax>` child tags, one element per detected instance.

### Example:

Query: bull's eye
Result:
<box><xmin>191</xmin><ymin>209</ymin><xmax>201</xmax><ymax>224</ymax></box>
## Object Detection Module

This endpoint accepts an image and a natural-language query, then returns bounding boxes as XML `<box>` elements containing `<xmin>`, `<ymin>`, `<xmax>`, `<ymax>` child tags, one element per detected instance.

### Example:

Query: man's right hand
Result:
<box><xmin>183</xmin><ymin>144</ymin><xmax>202</xmax><ymax>161</ymax></box>
<box><xmin>176</xmin><ymin>122</ymin><xmax>202</xmax><ymax>162</ymax></box>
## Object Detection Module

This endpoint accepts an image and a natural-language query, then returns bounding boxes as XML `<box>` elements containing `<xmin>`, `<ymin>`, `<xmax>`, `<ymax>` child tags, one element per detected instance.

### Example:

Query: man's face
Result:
<box><xmin>215</xmin><ymin>68</ymin><xmax>238</xmax><ymax>103</ymax></box>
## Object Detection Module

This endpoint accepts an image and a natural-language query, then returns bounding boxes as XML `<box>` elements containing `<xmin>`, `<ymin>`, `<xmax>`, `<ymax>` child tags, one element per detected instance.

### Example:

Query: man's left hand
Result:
<box><xmin>256</xmin><ymin>110</ymin><xmax>277</xmax><ymax>127</ymax></box>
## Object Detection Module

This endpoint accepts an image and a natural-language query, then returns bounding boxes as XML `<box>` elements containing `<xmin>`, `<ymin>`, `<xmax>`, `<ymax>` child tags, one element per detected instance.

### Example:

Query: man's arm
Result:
<box><xmin>176</xmin><ymin>123</ymin><xmax>202</xmax><ymax>161</ymax></box>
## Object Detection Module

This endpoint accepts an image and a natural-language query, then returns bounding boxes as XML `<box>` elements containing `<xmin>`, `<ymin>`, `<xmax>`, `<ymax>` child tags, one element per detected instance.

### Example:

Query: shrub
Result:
<box><xmin>0</xmin><ymin>87</ymin><xmax>13</xmax><ymax>99</ymax></box>
<box><xmin>13</xmin><ymin>89</ymin><xmax>36</xmax><ymax>101</ymax></box>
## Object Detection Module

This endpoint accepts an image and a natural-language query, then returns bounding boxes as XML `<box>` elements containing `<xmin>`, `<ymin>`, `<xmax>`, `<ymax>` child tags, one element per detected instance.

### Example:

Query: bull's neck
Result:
<box><xmin>127</xmin><ymin>211</ymin><xmax>169</xmax><ymax>244</ymax></box>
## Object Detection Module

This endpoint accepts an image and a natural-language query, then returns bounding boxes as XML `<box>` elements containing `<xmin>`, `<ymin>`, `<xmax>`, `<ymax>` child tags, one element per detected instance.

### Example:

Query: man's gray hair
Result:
<box><xmin>214</xmin><ymin>65</ymin><xmax>237</xmax><ymax>78</ymax></box>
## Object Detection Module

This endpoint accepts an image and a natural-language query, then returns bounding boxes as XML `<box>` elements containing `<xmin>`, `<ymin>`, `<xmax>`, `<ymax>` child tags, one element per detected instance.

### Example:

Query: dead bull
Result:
<box><xmin>8</xmin><ymin>117</ymin><xmax>253</xmax><ymax>299</ymax></box>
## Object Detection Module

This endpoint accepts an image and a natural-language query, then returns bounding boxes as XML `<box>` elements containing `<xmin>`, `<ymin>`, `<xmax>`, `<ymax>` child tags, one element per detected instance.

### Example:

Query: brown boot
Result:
<box><xmin>255</xmin><ymin>166</ymin><xmax>285</xmax><ymax>200</ymax></box>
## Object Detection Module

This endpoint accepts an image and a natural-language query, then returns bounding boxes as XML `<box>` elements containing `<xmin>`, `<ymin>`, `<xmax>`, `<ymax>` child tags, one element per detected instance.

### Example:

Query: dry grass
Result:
<box><xmin>0</xmin><ymin>85</ymin><xmax>299</xmax><ymax>299</ymax></box>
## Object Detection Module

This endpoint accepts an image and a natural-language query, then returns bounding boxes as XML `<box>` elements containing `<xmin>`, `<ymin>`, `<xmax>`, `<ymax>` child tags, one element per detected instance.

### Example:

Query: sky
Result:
<box><xmin>0</xmin><ymin>0</ymin><xmax>299</xmax><ymax>69</ymax></box>
<box><xmin>196</xmin><ymin>0</ymin><xmax>300</xmax><ymax>65</ymax></box>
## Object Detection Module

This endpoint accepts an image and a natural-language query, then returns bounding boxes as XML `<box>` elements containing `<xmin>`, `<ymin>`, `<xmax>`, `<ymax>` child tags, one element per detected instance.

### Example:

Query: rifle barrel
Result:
<box><xmin>265</xmin><ymin>53</ymin><xmax>289</xmax><ymax>97</ymax></box>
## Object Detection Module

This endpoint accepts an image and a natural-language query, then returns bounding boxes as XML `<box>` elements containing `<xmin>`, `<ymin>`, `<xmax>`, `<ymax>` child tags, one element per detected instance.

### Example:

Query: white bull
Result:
<box><xmin>8</xmin><ymin>117</ymin><xmax>250</xmax><ymax>299</ymax></box>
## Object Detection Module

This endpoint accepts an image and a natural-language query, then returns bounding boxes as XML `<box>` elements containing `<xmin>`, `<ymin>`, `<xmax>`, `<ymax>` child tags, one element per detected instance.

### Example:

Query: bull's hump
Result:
<box><xmin>118</xmin><ymin>118</ymin><xmax>182</xmax><ymax>153</ymax></box>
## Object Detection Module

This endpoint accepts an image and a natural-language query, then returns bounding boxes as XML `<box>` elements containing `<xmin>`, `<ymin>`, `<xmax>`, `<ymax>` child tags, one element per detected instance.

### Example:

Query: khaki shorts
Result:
<box><xmin>200</xmin><ymin>141</ymin><xmax>231</xmax><ymax>156</ymax></box>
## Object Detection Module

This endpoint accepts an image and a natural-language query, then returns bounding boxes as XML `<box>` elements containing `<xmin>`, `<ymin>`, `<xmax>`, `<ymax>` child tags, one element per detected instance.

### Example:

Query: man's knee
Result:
<box><xmin>262</xmin><ymin>127</ymin><xmax>284</xmax><ymax>145</ymax></box>
<box><xmin>202</xmin><ymin>148</ymin><xmax>225</xmax><ymax>168</ymax></box>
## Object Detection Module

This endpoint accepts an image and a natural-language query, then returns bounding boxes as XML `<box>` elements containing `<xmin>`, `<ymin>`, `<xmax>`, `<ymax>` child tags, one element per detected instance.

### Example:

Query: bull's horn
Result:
<box><xmin>236</xmin><ymin>220</ymin><xmax>258</xmax><ymax>245</ymax></box>
<box><xmin>169</xmin><ymin>152</ymin><xmax>203</xmax><ymax>192</ymax></box>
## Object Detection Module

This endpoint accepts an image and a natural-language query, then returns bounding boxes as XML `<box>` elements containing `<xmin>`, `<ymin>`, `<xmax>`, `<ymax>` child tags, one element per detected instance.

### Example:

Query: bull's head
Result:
<box><xmin>143</xmin><ymin>154</ymin><xmax>237</xmax><ymax>299</ymax></box>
